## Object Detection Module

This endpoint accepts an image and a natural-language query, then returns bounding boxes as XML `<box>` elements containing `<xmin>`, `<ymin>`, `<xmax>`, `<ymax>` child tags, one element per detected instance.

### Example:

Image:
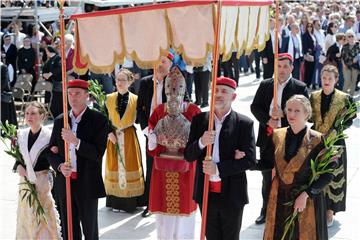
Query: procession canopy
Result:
<box><xmin>70</xmin><ymin>0</ymin><xmax>272</xmax><ymax>74</ymax></box>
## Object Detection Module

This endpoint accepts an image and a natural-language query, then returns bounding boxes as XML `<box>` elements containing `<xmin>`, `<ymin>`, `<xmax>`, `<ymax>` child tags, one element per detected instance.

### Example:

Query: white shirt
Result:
<box><xmin>69</xmin><ymin>107</ymin><xmax>87</xmax><ymax>172</ymax></box>
<box><xmin>314</xmin><ymin>29</ymin><xmax>325</xmax><ymax>52</ymax></box>
<box><xmin>269</xmin><ymin>76</ymin><xmax>291</xmax><ymax>128</ymax></box>
<box><xmin>198</xmin><ymin>109</ymin><xmax>232</xmax><ymax>182</ymax></box>
<box><xmin>150</xmin><ymin>78</ymin><xmax>164</xmax><ymax>115</ymax></box>
<box><xmin>270</xmin><ymin>30</ymin><xmax>282</xmax><ymax>54</ymax></box>
<box><xmin>324</xmin><ymin>34</ymin><xmax>336</xmax><ymax>54</ymax></box>
<box><xmin>2</xmin><ymin>43</ymin><xmax>10</xmax><ymax>53</ymax></box>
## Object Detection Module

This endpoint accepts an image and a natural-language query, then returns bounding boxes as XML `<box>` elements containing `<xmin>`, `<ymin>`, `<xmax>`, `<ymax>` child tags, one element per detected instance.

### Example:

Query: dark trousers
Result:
<box><xmin>304</xmin><ymin>60</ymin><xmax>315</xmax><ymax>87</ymax></box>
<box><xmin>223</xmin><ymin>52</ymin><xmax>240</xmax><ymax>84</ymax></box>
<box><xmin>193</xmin><ymin>70</ymin><xmax>210</xmax><ymax>105</ymax></box>
<box><xmin>262</xmin><ymin>59</ymin><xmax>274</xmax><ymax>79</ymax></box>
<box><xmin>259</xmin><ymin>145</ymin><xmax>273</xmax><ymax>216</ymax></box>
<box><xmin>292</xmin><ymin>58</ymin><xmax>301</xmax><ymax>80</ymax></box>
<box><xmin>142</xmin><ymin>137</ymin><xmax>154</xmax><ymax>207</ymax></box>
<box><xmin>184</xmin><ymin>71</ymin><xmax>194</xmax><ymax>101</ymax></box>
<box><xmin>253</xmin><ymin>50</ymin><xmax>261</xmax><ymax>79</ymax></box>
<box><xmin>200</xmin><ymin>192</ymin><xmax>244</xmax><ymax>240</ymax></box>
<box><xmin>58</xmin><ymin>180</ymin><xmax>99</xmax><ymax>240</ymax></box>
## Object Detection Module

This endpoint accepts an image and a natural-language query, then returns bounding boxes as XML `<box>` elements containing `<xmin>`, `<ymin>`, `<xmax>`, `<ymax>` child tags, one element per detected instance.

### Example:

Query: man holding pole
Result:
<box><xmin>250</xmin><ymin>53</ymin><xmax>308</xmax><ymax>225</ymax></box>
<box><xmin>184</xmin><ymin>77</ymin><xmax>256</xmax><ymax>240</ymax></box>
<box><xmin>49</xmin><ymin>79</ymin><xmax>108</xmax><ymax>239</ymax></box>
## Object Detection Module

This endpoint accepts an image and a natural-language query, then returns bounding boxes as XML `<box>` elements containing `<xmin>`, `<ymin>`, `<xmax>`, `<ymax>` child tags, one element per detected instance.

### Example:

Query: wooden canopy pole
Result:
<box><xmin>200</xmin><ymin>1</ymin><xmax>222</xmax><ymax>240</ymax></box>
<box><xmin>273</xmin><ymin>0</ymin><xmax>280</xmax><ymax>113</ymax></box>
<box><xmin>59</xmin><ymin>1</ymin><xmax>73</xmax><ymax>239</ymax></box>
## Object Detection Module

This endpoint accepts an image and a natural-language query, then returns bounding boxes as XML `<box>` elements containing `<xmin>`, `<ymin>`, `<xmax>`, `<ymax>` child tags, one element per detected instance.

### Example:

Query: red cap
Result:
<box><xmin>67</xmin><ymin>79</ymin><xmax>89</xmax><ymax>90</ymax></box>
<box><xmin>167</xmin><ymin>52</ymin><xmax>174</xmax><ymax>61</ymax></box>
<box><xmin>278</xmin><ymin>53</ymin><xmax>293</xmax><ymax>63</ymax></box>
<box><xmin>216</xmin><ymin>76</ymin><xmax>237</xmax><ymax>90</ymax></box>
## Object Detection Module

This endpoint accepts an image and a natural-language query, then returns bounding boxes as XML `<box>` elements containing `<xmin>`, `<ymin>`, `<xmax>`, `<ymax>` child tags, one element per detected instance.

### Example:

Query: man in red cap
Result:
<box><xmin>185</xmin><ymin>77</ymin><xmax>256</xmax><ymax>240</ymax></box>
<box><xmin>250</xmin><ymin>53</ymin><xmax>308</xmax><ymax>225</ymax></box>
<box><xmin>49</xmin><ymin>79</ymin><xmax>108</xmax><ymax>239</ymax></box>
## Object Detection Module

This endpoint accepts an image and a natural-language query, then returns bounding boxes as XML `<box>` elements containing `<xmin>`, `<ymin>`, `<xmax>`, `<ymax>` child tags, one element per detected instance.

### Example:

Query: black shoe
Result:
<box><xmin>255</xmin><ymin>214</ymin><xmax>266</xmax><ymax>224</ymax></box>
<box><xmin>200</xmin><ymin>103</ymin><xmax>209</xmax><ymax>108</ymax></box>
<box><xmin>195</xmin><ymin>101</ymin><xmax>201</xmax><ymax>106</ymax></box>
<box><xmin>141</xmin><ymin>207</ymin><xmax>151</xmax><ymax>218</ymax></box>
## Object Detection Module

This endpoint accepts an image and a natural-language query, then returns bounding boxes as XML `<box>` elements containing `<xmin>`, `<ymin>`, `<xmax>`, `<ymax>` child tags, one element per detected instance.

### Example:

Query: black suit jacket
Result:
<box><xmin>250</xmin><ymin>78</ymin><xmax>308</xmax><ymax>148</ymax></box>
<box><xmin>136</xmin><ymin>75</ymin><xmax>166</xmax><ymax>130</ymax></box>
<box><xmin>184</xmin><ymin>111</ymin><xmax>256</xmax><ymax>208</ymax></box>
<box><xmin>326</xmin><ymin>43</ymin><xmax>341</xmax><ymax>66</ymax></box>
<box><xmin>302</xmin><ymin>32</ymin><xmax>316</xmax><ymax>56</ymax></box>
<box><xmin>260</xmin><ymin>35</ymin><xmax>276</xmax><ymax>61</ymax></box>
<box><xmin>48</xmin><ymin>107</ymin><xmax>108</xmax><ymax>199</ymax></box>
<box><xmin>1</xmin><ymin>43</ymin><xmax>17</xmax><ymax>68</ymax></box>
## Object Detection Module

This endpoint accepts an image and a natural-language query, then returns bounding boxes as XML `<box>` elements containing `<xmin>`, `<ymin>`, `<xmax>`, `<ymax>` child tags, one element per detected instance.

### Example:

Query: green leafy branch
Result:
<box><xmin>0</xmin><ymin>121</ymin><xmax>47</xmax><ymax>225</ymax></box>
<box><xmin>88</xmin><ymin>80</ymin><xmax>124</xmax><ymax>167</ymax></box>
<box><xmin>281</xmin><ymin>101</ymin><xmax>358</xmax><ymax>240</ymax></box>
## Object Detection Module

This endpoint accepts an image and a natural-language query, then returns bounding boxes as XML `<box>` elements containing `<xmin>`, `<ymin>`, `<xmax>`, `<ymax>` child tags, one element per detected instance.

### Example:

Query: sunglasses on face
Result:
<box><xmin>347</xmin><ymin>35</ymin><xmax>354</xmax><ymax>38</ymax></box>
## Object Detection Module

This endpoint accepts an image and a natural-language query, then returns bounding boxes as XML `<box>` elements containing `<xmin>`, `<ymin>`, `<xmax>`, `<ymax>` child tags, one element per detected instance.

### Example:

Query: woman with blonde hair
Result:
<box><xmin>104</xmin><ymin>68</ymin><xmax>145</xmax><ymax>212</ymax></box>
<box><xmin>261</xmin><ymin>95</ymin><xmax>335</xmax><ymax>239</ymax></box>
<box><xmin>14</xmin><ymin>101</ymin><xmax>61</xmax><ymax>239</ymax></box>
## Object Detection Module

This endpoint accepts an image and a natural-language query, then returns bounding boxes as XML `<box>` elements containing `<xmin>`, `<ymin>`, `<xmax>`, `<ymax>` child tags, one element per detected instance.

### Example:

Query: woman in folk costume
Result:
<box><xmin>310</xmin><ymin>64</ymin><xmax>356</xmax><ymax>226</ymax></box>
<box><xmin>262</xmin><ymin>95</ymin><xmax>336</xmax><ymax>240</ymax></box>
<box><xmin>105</xmin><ymin>68</ymin><xmax>145</xmax><ymax>212</ymax></box>
<box><xmin>14</xmin><ymin>101</ymin><xmax>61</xmax><ymax>239</ymax></box>
<box><xmin>147</xmin><ymin>66</ymin><xmax>201</xmax><ymax>239</ymax></box>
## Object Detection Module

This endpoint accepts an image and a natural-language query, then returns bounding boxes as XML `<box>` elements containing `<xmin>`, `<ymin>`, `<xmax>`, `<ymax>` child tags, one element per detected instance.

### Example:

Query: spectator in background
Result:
<box><xmin>302</xmin><ymin>22</ymin><xmax>317</xmax><ymax>88</ymax></box>
<box><xmin>29</xmin><ymin>24</ymin><xmax>44</xmax><ymax>49</ymax></box>
<box><xmin>17</xmin><ymin>36</ymin><xmax>36</xmax><ymax>89</ymax></box>
<box><xmin>1</xmin><ymin>60</ymin><xmax>17</xmax><ymax>128</ymax></box>
<box><xmin>339</xmin><ymin>15</ymin><xmax>356</xmax><ymax>33</ymax></box>
<box><xmin>324</xmin><ymin>22</ymin><xmax>338</xmax><ymax>54</ymax></box>
<box><xmin>12</xmin><ymin>21</ymin><xmax>26</xmax><ymax>49</ymax></box>
<box><xmin>42</xmin><ymin>45</ymin><xmax>63</xmax><ymax>118</ymax></box>
<box><xmin>326</xmin><ymin>33</ymin><xmax>346</xmax><ymax>90</ymax></box>
<box><xmin>65</xmin><ymin>33</ymin><xmax>76</xmax><ymax>78</ymax></box>
<box><xmin>1</xmin><ymin>33</ymin><xmax>17</xmax><ymax>86</ymax></box>
<box><xmin>41</xmin><ymin>23</ymin><xmax>54</xmax><ymax>46</ymax></box>
<box><xmin>282</xmin><ymin>23</ymin><xmax>303</xmax><ymax>79</ymax></box>
<box><xmin>299</xmin><ymin>13</ymin><xmax>310</xmax><ymax>34</ymax></box>
<box><xmin>341</xmin><ymin>29</ymin><xmax>360</xmax><ymax>95</ymax></box>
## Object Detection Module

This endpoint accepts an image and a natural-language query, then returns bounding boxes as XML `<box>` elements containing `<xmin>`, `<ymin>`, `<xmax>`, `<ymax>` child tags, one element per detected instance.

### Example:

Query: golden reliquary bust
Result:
<box><xmin>153</xmin><ymin>66</ymin><xmax>190</xmax><ymax>159</ymax></box>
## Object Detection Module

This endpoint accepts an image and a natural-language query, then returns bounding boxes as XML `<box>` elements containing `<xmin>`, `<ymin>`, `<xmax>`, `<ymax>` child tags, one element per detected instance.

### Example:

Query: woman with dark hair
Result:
<box><xmin>325</xmin><ymin>22</ymin><xmax>338</xmax><ymax>54</ymax></box>
<box><xmin>302</xmin><ymin>22</ymin><xmax>317</xmax><ymax>88</ymax></box>
<box><xmin>326</xmin><ymin>33</ymin><xmax>346</xmax><ymax>89</ymax></box>
<box><xmin>42</xmin><ymin>45</ymin><xmax>63</xmax><ymax>118</ymax></box>
<box><xmin>310</xmin><ymin>65</ymin><xmax>356</xmax><ymax>227</ymax></box>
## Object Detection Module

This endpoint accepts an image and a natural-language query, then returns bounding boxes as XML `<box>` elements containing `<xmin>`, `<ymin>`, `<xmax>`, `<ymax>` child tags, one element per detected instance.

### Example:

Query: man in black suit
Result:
<box><xmin>184</xmin><ymin>77</ymin><xmax>256</xmax><ymax>240</ymax></box>
<box><xmin>48</xmin><ymin>79</ymin><xmax>108</xmax><ymax>240</ymax></box>
<box><xmin>250</xmin><ymin>53</ymin><xmax>308</xmax><ymax>225</ymax></box>
<box><xmin>136</xmin><ymin>54</ymin><xmax>173</xmax><ymax>217</ymax></box>
<box><xmin>260</xmin><ymin>18</ymin><xmax>281</xmax><ymax>80</ymax></box>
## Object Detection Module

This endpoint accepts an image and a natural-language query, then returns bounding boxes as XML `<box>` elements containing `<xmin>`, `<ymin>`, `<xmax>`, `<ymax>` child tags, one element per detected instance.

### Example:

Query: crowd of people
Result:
<box><xmin>1</xmin><ymin>1</ymin><xmax>359</xmax><ymax>240</ymax></box>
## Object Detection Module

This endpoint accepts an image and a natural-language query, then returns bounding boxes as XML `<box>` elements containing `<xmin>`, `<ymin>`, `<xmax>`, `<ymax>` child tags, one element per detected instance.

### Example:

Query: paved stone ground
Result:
<box><xmin>1</xmin><ymin>73</ymin><xmax>359</xmax><ymax>239</ymax></box>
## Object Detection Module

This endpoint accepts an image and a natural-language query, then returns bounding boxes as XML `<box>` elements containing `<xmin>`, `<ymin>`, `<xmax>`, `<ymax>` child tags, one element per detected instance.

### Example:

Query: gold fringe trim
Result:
<box><xmin>325</xmin><ymin>187</ymin><xmax>345</xmax><ymax>203</ymax></box>
<box><xmin>256</xmin><ymin>6</ymin><xmax>270</xmax><ymax>53</ymax></box>
<box><xmin>328</xmin><ymin>177</ymin><xmax>345</xmax><ymax>189</ymax></box>
<box><xmin>105</xmin><ymin>179</ymin><xmax>144</xmax><ymax>198</ymax></box>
